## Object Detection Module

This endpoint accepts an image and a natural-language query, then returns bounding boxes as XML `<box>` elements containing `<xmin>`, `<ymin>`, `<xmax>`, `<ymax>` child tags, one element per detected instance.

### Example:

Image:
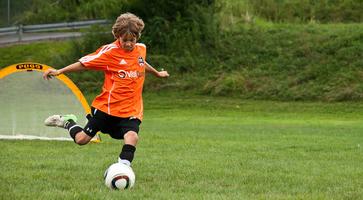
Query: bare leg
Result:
<box><xmin>74</xmin><ymin>131</ymin><xmax>92</xmax><ymax>145</ymax></box>
<box><xmin>123</xmin><ymin>131</ymin><xmax>139</xmax><ymax>146</ymax></box>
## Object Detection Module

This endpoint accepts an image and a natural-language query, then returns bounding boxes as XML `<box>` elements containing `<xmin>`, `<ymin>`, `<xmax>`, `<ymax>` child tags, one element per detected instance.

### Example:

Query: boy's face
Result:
<box><xmin>120</xmin><ymin>33</ymin><xmax>137</xmax><ymax>51</ymax></box>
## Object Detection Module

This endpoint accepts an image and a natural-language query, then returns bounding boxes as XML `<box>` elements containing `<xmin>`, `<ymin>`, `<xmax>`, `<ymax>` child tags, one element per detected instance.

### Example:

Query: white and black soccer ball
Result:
<box><xmin>104</xmin><ymin>163</ymin><xmax>135</xmax><ymax>190</ymax></box>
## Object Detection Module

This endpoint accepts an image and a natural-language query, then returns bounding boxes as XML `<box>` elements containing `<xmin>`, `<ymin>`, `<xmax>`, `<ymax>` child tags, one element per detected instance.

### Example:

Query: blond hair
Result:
<box><xmin>112</xmin><ymin>12</ymin><xmax>145</xmax><ymax>39</ymax></box>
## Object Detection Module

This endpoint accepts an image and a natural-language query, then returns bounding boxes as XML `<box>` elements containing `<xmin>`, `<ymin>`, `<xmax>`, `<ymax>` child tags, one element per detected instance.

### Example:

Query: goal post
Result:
<box><xmin>0</xmin><ymin>62</ymin><xmax>101</xmax><ymax>142</ymax></box>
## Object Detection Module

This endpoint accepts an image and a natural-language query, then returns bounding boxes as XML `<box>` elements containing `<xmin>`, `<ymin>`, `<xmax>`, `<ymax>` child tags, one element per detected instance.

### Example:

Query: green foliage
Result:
<box><xmin>9</xmin><ymin>0</ymin><xmax>214</xmax><ymax>25</ymax></box>
<box><xmin>63</xmin><ymin>25</ymin><xmax>114</xmax><ymax>62</ymax></box>
<box><xmin>0</xmin><ymin>0</ymin><xmax>32</xmax><ymax>26</ymax></box>
<box><xmin>123</xmin><ymin>0</ymin><xmax>217</xmax><ymax>53</ymax></box>
<box><xmin>2</xmin><ymin>0</ymin><xmax>362</xmax><ymax>26</ymax></box>
<box><xmin>13</xmin><ymin>0</ymin><xmax>129</xmax><ymax>24</ymax></box>
<box><xmin>219</xmin><ymin>0</ymin><xmax>363</xmax><ymax>24</ymax></box>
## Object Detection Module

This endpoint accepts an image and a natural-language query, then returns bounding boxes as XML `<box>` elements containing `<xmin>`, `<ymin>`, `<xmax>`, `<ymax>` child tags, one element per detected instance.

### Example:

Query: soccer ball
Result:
<box><xmin>104</xmin><ymin>163</ymin><xmax>135</xmax><ymax>190</ymax></box>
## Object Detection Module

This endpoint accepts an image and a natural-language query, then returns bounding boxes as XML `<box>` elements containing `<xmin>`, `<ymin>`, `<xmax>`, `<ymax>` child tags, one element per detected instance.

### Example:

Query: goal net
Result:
<box><xmin>0</xmin><ymin>63</ymin><xmax>100</xmax><ymax>142</ymax></box>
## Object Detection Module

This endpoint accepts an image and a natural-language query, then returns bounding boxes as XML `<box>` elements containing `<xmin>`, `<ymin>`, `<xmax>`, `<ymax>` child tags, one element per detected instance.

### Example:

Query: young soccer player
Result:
<box><xmin>43</xmin><ymin>12</ymin><xmax>169</xmax><ymax>167</ymax></box>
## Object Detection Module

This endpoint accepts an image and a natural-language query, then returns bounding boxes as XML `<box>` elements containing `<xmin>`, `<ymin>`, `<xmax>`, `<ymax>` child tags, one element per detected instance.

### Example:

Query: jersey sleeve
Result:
<box><xmin>79</xmin><ymin>44</ymin><xmax>116</xmax><ymax>70</ymax></box>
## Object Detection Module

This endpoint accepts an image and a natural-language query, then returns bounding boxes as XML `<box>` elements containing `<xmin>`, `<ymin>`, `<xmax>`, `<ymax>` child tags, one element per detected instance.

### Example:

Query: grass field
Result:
<box><xmin>1</xmin><ymin>93</ymin><xmax>363</xmax><ymax>199</ymax></box>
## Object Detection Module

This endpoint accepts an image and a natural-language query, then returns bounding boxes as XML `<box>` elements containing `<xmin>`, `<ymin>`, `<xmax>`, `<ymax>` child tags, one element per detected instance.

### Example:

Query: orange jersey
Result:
<box><xmin>79</xmin><ymin>40</ymin><xmax>146</xmax><ymax>120</ymax></box>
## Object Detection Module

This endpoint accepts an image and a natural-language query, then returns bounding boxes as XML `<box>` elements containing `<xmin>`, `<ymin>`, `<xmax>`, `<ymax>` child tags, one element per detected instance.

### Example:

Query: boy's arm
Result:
<box><xmin>145</xmin><ymin>62</ymin><xmax>169</xmax><ymax>78</ymax></box>
<box><xmin>43</xmin><ymin>62</ymin><xmax>86</xmax><ymax>80</ymax></box>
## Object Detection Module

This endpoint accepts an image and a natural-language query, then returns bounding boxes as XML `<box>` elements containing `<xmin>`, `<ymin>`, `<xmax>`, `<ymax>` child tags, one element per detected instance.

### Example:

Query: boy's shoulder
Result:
<box><xmin>135</xmin><ymin>43</ymin><xmax>146</xmax><ymax>49</ymax></box>
<box><xmin>135</xmin><ymin>43</ymin><xmax>147</xmax><ymax>55</ymax></box>
<box><xmin>136</xmin><ymin>43</ymin><xmax>146</xmax><ymax>47</ymax></box>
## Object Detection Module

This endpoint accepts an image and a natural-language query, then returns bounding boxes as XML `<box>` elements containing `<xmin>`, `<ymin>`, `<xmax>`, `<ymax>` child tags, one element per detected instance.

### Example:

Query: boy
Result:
<box><xmin>43</xmin><ymin>12</ymin><xmax>169</xmax><ymax>167</ymax></box>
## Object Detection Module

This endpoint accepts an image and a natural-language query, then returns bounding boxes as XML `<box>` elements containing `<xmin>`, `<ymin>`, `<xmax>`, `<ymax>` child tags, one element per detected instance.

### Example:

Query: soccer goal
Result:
<box><xmin>0</xmin><ymin>62</ymin><xmax>100</xmax><ymax>142</ymax></box>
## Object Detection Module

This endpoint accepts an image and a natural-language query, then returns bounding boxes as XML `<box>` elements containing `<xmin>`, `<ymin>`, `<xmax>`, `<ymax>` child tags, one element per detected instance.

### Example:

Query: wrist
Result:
<box><xmin>156</xmin><ymin>71</ymin><xmax>162</xmax><ymax>77</ymax></box>
<box><xmin>56</xmin><ymin>69</ymin><xmax>63</xmax><ymax>75</ymax></box>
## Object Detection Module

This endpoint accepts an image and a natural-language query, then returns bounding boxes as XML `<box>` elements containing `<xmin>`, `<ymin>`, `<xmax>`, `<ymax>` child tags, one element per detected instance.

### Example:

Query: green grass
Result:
<box><xmin>1</xmin><ymin>93</ymin><xmax>363</xmax><ymax>199</ymax></box>
<box><xmin>0</xmin><ymin>41</ymin><xmax>73</xmax><ymax>68</ymax></box>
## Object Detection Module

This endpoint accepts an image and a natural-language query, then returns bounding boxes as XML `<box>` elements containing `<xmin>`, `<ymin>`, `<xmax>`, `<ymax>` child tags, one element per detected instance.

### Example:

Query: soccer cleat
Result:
<box><xmin>44</xmin><ymin>114</ymin><xmax>77</xmax><ymax>128</ymax></box>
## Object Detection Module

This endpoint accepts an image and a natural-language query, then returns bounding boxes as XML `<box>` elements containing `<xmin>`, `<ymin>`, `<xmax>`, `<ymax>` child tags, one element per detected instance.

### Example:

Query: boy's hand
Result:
<box><xmin>157</xmin><ymin>70</ymin><xmax>169</xmax><ymax>78</ymax></box>
<box><xmin>43</xmin><ymin>69</ymin><xmax>61</xmax><ymax>80</ymax></box>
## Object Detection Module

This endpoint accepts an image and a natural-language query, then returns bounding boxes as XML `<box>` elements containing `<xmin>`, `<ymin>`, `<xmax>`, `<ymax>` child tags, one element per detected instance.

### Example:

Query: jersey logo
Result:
<box><xmin>117</xmin><ymin>70</ymin><xmax>145</xmax><ymax>79</ymax></box>
<box><xmin>138</xmin><ymin>56</ymin><xmax>145</xmax><ymax>66</ymax></box>
<box><xmin>120</xmin><ymin>59</ymin><xmax>127</xmax><ymax>65</ymax></box>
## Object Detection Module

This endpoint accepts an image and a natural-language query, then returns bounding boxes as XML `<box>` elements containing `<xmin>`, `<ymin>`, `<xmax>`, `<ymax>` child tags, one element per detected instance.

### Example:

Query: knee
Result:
<box><xmin>124</xmin><ymin>131</ymin><xmax>139</xmax><ymax>144</ymax></box>
<box><xmin>75</xmin><ymin>132</ymin><xmax>91</xmax><ymax>145</ymax></box>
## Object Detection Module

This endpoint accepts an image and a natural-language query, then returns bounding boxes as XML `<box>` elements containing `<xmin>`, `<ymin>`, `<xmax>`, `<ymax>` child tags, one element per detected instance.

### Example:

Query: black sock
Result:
<box><xmin>119</xmin><ymin>144</ymin><xmax>136</xmax><ymax>163</ymax></box>
<box><xmin>64</xmin><ymin>119</ymin><xmax>83</xmax><ymax>140</ymax></box>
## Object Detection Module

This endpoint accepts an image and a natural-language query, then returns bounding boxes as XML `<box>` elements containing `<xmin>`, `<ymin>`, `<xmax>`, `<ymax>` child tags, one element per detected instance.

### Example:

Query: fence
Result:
<box><xmin>0</xmin><ymin>19</ymin><xmax>111</xmax><ymax>44</ymax></box>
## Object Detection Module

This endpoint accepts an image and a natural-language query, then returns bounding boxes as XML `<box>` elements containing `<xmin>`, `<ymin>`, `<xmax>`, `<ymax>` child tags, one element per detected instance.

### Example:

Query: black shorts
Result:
<box><xmin>83</xmin><ymin>107</ymin><xmax>141</xmax><ymax>140</ymax></box>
